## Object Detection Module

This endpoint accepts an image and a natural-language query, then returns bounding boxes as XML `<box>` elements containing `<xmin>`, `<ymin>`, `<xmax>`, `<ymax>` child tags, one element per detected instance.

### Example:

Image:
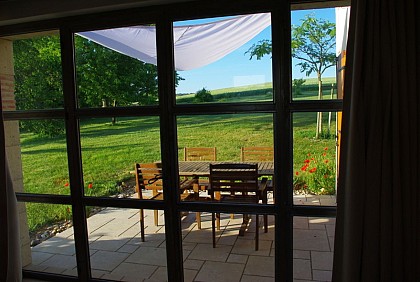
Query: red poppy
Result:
<box><xmin>307</xmin><ymin>153</ymin><xmax>311</xmax><ymax>156</ymax></box>
<box><xmin>304</xmin><ymin>159</ymin><xmax>310</xmax><ymax>164</ymax></box>
<box><xmin>295</xmin><ymin>171</ymin><xmax>299</xmax><ymax>176</ymax></box>
<box><xmin>64</xmin><ymin>182</ymin><xmax>69</xmax><ymax>187</ymax></box>
<box><xmin>309</xmin><ymin>167</ymin><xmax>317</xmax><ymax>173</ymax></box>
<box><xmin>301</xmin><ymin>164</ymin><xmax>309</xmax><ymax>171</ymax></box>
<box><xmin>324</xmin><ymin>160</ymin><xmax>329</xmax><ymax>163</ymax></box>
<box><xmin>322</xmin><ymin>152</ymin><xmax>327</xmax><ymax>156</ymax></box>
<box><xmin>324</xmin><ymin>147</ymin><xmax>328</xmax><ymax>151</ymax></box>
<box><xmin>88</xmin><ymin>183</ymin><xmax>93</xmax><ymax>189</ymax></box>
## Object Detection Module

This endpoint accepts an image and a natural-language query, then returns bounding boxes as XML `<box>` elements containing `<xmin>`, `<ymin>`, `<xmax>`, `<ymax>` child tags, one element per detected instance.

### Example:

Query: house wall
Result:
<box><xmin>0</xmin><ymin>38</ymin><xmax>32</xmax><ymax>267</ymax></box>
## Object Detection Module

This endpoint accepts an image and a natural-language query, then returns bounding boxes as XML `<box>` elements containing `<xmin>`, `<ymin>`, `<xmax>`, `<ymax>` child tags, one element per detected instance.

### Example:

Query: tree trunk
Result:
<box><xmin>316</xmin><ymin>73</ymin><xmax>323</xmax><ymax>138</ymax></box>
<box><xmin>111</xmin><ymin>100</ymin><xmax>117</xmax><ymax>125</ymax></box>
<box><xmin>328</xmin><ymin>83</ymin><xmax>334</xmax><ymax>136</ymax></box>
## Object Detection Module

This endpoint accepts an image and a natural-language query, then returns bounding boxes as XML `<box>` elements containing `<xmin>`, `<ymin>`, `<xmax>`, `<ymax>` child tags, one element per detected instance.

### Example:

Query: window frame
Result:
<box><xmin>0</xmin><ymin>0</ymin><xmax>343</xmax><ymax>281</ymax></box>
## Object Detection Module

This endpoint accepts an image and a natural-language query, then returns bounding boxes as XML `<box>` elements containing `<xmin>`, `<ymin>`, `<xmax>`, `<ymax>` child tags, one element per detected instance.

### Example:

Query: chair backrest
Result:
<box><xmin>184</xmin><ymin>147</ymin><xmax>217</xmax><ymax>161</ymax></box>
<box><xmin>209</xmin><ymin>163</ymin><xmax>259</xmax><ymax>196</ymax></box>
<box><xmin>240</xmin><ymin>147</ymin><xmax>273</xmax><ymax>162</ymax></box>
<box><xmin>134</xmin><ymin>162</ymin><xmax>163</xmax><ymax>199</ymax></box>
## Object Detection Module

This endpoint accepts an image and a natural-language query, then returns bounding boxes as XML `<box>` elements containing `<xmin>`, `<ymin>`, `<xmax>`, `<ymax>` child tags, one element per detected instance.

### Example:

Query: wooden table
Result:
<box><xmin>178</xmin><ymin>161</ymin><xmax>274</xmax><ymax>236</ymax></box>
<box><xmin>178</xmin><ymin>161</ymin><xmax>274</xmax><ymax>177</ymax></box>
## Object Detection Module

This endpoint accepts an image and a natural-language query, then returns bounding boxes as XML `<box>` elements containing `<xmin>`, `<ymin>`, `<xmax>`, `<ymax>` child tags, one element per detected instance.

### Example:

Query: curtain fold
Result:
<box><xmin>78</xmin><ymin>13</ymin><xmax>271</xmax><ymax>71</ymax></box>
<box><xmin>0</xmin><ymin>81</ymin><xmax>22</xmax><ymax>280</ymax></box>
<box><xmin>333</xmin><ymin>0</ymin><xmax>419</xmax><ymax>281</ymax></box>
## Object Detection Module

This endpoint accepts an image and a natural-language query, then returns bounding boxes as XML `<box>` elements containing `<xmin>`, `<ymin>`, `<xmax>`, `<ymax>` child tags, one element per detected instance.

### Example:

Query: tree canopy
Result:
<box><xmin>247</xmin><ymin>14</ymin><xmax>336</xmax><ymax>79</ymax></box>
<box><xmin>74</xmin><ymin>36</ymin><xmax>159</xmax><ymax>108</ymax></box>
<box><xmin>291</xmin><ymin>15</ymin><xmax>336</xmax><ymax>78</ymax></box>
<box><xmin>247</xmin><ymin>14</ymin><xmax>336</xmax><ymax>138</ymax></box>
<box><xmin>13</xmin><ymin>34</ymin><xmax>181</xmax><ymax>136</ymax></box>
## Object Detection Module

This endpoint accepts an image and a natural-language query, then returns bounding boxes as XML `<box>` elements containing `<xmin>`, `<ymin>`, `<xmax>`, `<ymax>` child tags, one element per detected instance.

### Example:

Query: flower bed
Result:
<box><xmin>293</xmin><ymin>147</ymin><xmax>336</xmax><ymax>195</ymax></box>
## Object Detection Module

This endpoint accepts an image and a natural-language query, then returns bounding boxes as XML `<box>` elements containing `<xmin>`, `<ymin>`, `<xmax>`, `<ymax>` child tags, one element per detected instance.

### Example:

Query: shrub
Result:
<box><xmin>292</xmin><ymin>78</ymin><xmax>306</xmax><ymax>96</ymax></box>
<box><xmin>293</xmin><ymin>147</ymin><xmax>336</xmax><ymax>195</ymax></box>
<box><xmin>194</xmin><ymin>88</ymin><xmax>213</xmax><ymax>102</ymax></box>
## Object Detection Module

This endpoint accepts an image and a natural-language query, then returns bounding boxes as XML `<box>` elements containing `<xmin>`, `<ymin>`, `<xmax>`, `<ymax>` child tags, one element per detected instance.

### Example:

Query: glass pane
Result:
<box><xmin>22</xmin><ymin>203</ymin><xmax>77</xmax><ymax>277</ymax></box>
<box><xmin>293</xmin><ymin>112</ymin><xmax>337</xmax><ymax>206</ymax></box>
<box><xmin>174</xmin><ymin>13</ymin><xmax>273</xmax><ymax>104</ymax></box>
<box><xmin>293</xmin><ymin>216</ymin><xmax>335</xmax><ymax>281</ymax></box>
<box><xmin>87</xmin><ymin>207</ymin><xmax>167</xmax><ymax>281</ymax></box>
<box><xmin>16</xmin><ymin>119</ymin><xmax>70</xmax><ymax>195</ymax></box>
<box><xmin>177</xmin><ymin>113</ymin><xmax>274</xmax><ymax>205</ymax></box>
<box><xmin>80</xmin><ymin>117</ymin><xmax>161</xmax><ymax>198</ymax></box>
<box><xmin>182</xmin><ymin>211</ymin><xmax>275</xmax><ymax>280</ymax></box>
<box><xmin>291</xmin><ymin>8</ymin><xmax>338</xmax><ymax>101</ymax></box>
<box><xmin>74</xmin><ymin>24</ymin><xmax>158</xmax><ymax>109</ymax></box>
<box><xmin>11</xmin><ymin>31</ymin><xmax>64</xmax><ymax>111</ymax></box>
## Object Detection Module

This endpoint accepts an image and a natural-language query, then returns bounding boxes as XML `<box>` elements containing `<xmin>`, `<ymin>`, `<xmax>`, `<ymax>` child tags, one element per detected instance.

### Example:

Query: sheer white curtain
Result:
<box><xmin>333</xmin><ymin>0</ymin><xmax>419</xmax><ymax>281</ymax></box>
<box><xmin>0</xmin><ymin>89</ymin><xmax>22</xmax><ymax>281</ymax></box>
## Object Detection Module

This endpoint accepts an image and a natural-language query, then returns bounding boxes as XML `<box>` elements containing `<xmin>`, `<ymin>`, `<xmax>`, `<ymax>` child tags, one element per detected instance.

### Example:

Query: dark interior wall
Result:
<box><xmin>0</xmin><ymin>0</ymin><xmax>191</xmax><ymax>26</ymax></box>
<box><xmin>0</xmin><ymin>0</ymin><xmax>350</xmax><ymax>27</ymax></box>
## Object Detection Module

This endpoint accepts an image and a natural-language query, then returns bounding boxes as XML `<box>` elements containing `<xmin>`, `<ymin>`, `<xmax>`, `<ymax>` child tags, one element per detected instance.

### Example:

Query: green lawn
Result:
<box><xmin>21</xmin><ymin>78</ymin><xmax>338</xmax><ymax>232</ymax></box>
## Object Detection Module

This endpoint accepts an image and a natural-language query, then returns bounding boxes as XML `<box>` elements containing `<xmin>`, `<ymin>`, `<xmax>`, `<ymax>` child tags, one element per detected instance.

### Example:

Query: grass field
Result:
<box><xmin>20</xmin><ymin>78</ymin><xmax>338</xmax><ymax>232</ymax></box>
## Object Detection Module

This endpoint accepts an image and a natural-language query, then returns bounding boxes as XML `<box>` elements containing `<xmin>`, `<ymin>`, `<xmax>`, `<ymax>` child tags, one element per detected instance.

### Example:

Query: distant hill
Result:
<box><xmin>176</xmin><ymin>77</ymin><xmax>337</xmax><ymax>103</ymax></box>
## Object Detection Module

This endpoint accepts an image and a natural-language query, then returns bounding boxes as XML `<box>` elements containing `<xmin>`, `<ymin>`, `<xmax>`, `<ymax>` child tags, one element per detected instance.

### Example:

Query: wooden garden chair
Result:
<box><xmin>134</xmin><ymin>162</ymin><xmax>197</xmax><ymax>241</ymax></box>
<box><xmin>240</xmin><ymin>146</ymin><xmax>273</xmax><ymax>162</ymax></box>
<box><xmin>183</xmin><ymin>147</ymin><xmax>217</xmax><ymax>161</ymax></box>
<box><xmin>183</xmin><ymin>147</ymin><xmax>217</xmax><ymax>228</ymax></box>
<box><xmin>208</xmin><ymin>163</ymin><xmax>268</xmax><ymax>250</ymax></box>
<box><xmin>240</xmin><ymin>146</ymin><xmax>274</xmax><ymax>209</ymax></box>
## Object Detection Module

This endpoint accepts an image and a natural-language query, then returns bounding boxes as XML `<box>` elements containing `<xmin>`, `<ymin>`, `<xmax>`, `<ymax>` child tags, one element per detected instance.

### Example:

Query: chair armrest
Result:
<box><xmin>180</xmin><ymin>178</ymin><xmax>199</xmax><ymax>190</ymax></box>
<box><xmin>258</xmin><ymin>177</ymin><xmax>268</xmax><ymax>194</ymax></box>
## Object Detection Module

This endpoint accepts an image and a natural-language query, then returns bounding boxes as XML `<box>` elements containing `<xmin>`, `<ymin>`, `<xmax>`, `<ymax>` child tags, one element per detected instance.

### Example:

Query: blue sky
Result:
<box><xmin>175</xmin><ymin>8</ymin><xmax>336</xmax><ymax>94</ymax></box>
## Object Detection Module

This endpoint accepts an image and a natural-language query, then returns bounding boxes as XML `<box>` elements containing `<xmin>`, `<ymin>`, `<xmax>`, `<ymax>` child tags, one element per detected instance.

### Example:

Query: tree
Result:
<box><xmin>194</xmin><ymin>88</ymin><xmax>213</xmax><ymax>103</ymax></box>
<box><xmin>247</xmin><ymin>14</ymin><xmax>336</xmax><ymax>138</ymax></box>
<box><xmin>74</xmin><ymin>36</ymin><xmax>159</xmax><ymax>109</ymax></box>
<box><xmin>14</xmin><ymin>35</ymin><xmax>183</xmax><ymax>135</ymax></box>
<box><xmin>13</xmin><ymin>36</ymin><xmax>65</xmax><ymax>137</ymax></box>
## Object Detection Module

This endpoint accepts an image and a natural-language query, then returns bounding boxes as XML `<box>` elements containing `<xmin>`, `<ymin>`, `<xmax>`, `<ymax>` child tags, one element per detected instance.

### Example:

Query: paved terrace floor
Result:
<box><xmin>23</xmin><ymin>194</ymin><xmax>336</xmax><ymax>282</ymax></box>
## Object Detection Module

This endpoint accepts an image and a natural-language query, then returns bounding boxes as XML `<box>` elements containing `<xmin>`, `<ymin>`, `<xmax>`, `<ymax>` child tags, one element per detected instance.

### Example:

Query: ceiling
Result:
<box><xmin>0</xmin><ymin>0</ymin><xmax>350</xmax><ymax>27</ymax></box>
<box><xmin>0</xmin><ymin>0</ymin><xmax>190</xmax><ymax>26</ymax></box>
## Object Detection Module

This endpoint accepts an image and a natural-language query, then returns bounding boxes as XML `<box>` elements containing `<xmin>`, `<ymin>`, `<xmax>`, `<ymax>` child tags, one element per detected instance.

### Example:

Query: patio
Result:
<box><xmin>23</xmin><ymin>194</ymin><xmax>336</xmax><ymax>281</ymax></box>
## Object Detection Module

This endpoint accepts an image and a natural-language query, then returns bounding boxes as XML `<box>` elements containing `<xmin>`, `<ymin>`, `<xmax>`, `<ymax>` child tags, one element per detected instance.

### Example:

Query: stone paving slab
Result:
<box><xmin>243</xmin><ymin>255</ymin><xmax>274</xmax><ymax>277</ymax></box>
<box><xmin>24</xmin><ymin>200</ymin><xmax>336</xmax><ymax>281</ymax></box>
<box><xmin>188</xmin><ymin>243</ymin><xmax>232</xmax><ymax>262</ymax></box>
<box><xmin>195</xmin><ymin>261</ymin><xmax>245</xmax><ymax>282</ymax></box>
<box><xmin>293</xmin><ymin>229</ymin><xmax>331</xmax><ymax>252</ymax></box>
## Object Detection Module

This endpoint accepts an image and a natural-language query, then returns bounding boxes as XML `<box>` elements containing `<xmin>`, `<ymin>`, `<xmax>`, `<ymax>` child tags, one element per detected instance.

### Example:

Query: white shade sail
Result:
<box><xmin>335</xmin><ymin>7</ymin><xmax>351</xmax><ymax>56</ymax></box>
<box><xmin>78</xmin><ymin>13</ymin><xmax>271</xmax><ymax>71</ymax></box>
